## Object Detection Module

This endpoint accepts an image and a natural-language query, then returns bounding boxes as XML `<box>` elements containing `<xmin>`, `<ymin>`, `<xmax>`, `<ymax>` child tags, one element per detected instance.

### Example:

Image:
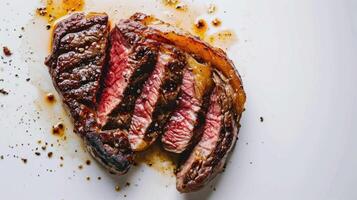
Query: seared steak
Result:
<box><xmin>176</xmin><ymin>71</ymin><xmax>238</xmax><ymax>192</ymax></box>
<box><xmin>45</xmin><ymin>12</ymin><xmax>246</xmax><ymax>192</ymax></box>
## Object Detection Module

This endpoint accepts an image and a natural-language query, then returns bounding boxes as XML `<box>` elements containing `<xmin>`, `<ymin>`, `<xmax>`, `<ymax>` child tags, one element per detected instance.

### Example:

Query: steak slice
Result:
<box><xmin>176</xmin><ymin>71</ymin><xmax>239</xmax><ymax>193</ymax></box>
<box><xmin>161</xmin><ymin>56</ymin><xmax>212</xmax><ymax>153</ymax></box>
<box><xmin>128</xmin><ymin>45</ymin><xmax>186</xmax><ymax>151</ymax></box>
<box><xmin>45</xmin><ymin>12</ymin><xmax>109</xmax><ymax>134</ymax></box>
<box><xmin>45</xmin><ymin>13</ymin><xmax>134</xmax><ymax>175</ymax></box>
<box><xmin>97</xmin><ymin>19</ymin><xmax>158</xmax><ymax>128</ymax></box>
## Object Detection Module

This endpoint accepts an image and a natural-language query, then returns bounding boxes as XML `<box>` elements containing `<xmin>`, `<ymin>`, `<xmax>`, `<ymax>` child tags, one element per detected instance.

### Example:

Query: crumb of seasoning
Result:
<box><xmin>175</xmin><ymin>3</ymin><xmax>187</xmax><ymax>11</ymax></box>
<box><xmin>213</xmin><ymin>187</ymin><xmax>216</xmax><ymax>191</ymax></box>
<box><xmin>52</xmin><ymin>122</ymin><xmax>64</xmax><ymax>135</ymax></box>
<box><xmin>21</xmin><ymin>158</ymin><xmax>27</xmax><ymax>164</ymax></box>
<box><xmin>260</xmin><ymin>117</ymin><xmax>264</xmax><ymax>122</ymax></box>
<box><xmin>148</xmin><ymin>163</ymin><xmax>153</xmax><ymax>167</ymax></box>
<box><xmin>85</xmin><ymin>160</ymin><xmax>91</xmax><ymax>166</ymax></box>
<box><xmin>126</xmin><ymin>182</ymin><xmax>130</xmax><ymax>187</ymax></box>
<box><xmin>208</xmin><ymin>4</ymin><xmax>216</xmax><ymax>14</ymax></box>
<box><xmin>46</xmin><ymin>24</ymin><xmax>51</xmax><ymax>30</ymax></box>
<box><xmin>47</xmin><ymin>152</ymin><xmax>53</xmax><ymax>158</ymax></box>
<box><xmin>26</xmin><ymin>78</ymin><xmax>30</xmax><ymax>82</ymax></box>
<box><xmin>46</xmin><ymin>93</ymin><xmax>56</xmax><ymax>103</ymax></box>
<box><xmin>212</xmin><ymin>18</ymin><xmax>221</xmax><ymax>27</ymax></box>
<box><xmin>78</xmin><ymin>165</ymin><xmax>83</xmax><ymax>170</ymax></box>
<box><xmin>0</xmin><ymin>155</ymin><xmax>4</xmax><ymax>160</ymax></box>
<box><xmin>60</xmin><ymin>156</ymin><xmax>64</xmax><ymax>160</ymax></box>
<box><xmin>35</xmin><ymin>152</ymin><xmax>41</xmax><ymax>156</ymax></box>
<box><xmin>60</xmin><ymin>163</ymin><xmax>63</xmax><ymax>167</ymax></box>
<box><xmin>97</xmin><ymin>176</ymin><xmax>102</xmax><ymax>180</ymax></box>
<box><xmin>41</xmin><ymin>146</ymin><xmax>46</xmax><ymax>151</ymax></box>
<box><xmin>124</xmin><ymin>195</ymin><xmax>127</xmax><ymax>197</ymax></box>
<box><xmin>86</xmin><ymin>177</ymin><xmax>90</xmax><ymax>181</ymax></box>
<box><xmin>115</xmin><ymin>185</ymin><xmax>121</xmax><ymax>192</ymax></box>
<box><xmin>2</xmin><ymin>46</ymin><xmax>12</xmax><ymax>56</ymax></box>
<box><xmin>0</xmin><ymin>89</ymin><xmax>9</xmax><ymax>95</ymax></box>
<box><xmin>195</xmin><ymin>19</ymin><xmax>207</xmax><ymax>29</ymax></box>
<box><xmin>36</xmin><ymin>7</ymin><xmax>47</xmax><ymax>16</ymax></box>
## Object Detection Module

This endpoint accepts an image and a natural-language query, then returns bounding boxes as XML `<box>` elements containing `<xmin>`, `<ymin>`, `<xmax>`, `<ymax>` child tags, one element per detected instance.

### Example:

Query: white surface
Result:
<box><xmin>0</xmin><ymin>0</ymin><xmax>357</xmax><ymax>199</ymax></box>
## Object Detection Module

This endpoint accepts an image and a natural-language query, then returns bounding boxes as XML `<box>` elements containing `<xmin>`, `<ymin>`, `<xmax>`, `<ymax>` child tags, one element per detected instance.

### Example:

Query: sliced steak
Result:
<box><xmin>98</xmin><ymin>19</ymin><xmax>158</xmax><ymax>129</ymax></box>
<box><xmin>176</xmin><ymin>71</ymin><xmax>239</xmax><ymax>193</ymax></box>
<box><xmin>45</xmin><ymin>12</ymin><xmax>109</xmax><ymax>134</ymax></box>
<box><xmin>161</xmin><ymin>56</ymin><xmax>212</xmax><ymax>153</ymax></box>
<box><xmin>128</xmin><ymin>45</ymin><xmax>186</xmax><ymax>151</ymax></box>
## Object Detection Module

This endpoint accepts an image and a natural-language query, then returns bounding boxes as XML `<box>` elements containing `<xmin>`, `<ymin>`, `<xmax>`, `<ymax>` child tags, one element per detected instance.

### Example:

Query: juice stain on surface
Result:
<box><xmin>136</xmin><ymin>143</ymin><xmax>178</xmax><ymax>176</ymax></box>
<box><xmin>37</xmin><ymin>0</ymin><xmax>85</xmax><ymax>24</ymax></box>
<box><xmin>45</xmin><ymin>93</ymin><xmax>56</xmax><ymax>105</ymax></box>
<box><xmin>207</xmin><ymin>30</ymin><xmax>238</xmax><ymax>50</ymax></box>
<box><xmin>193</xmin><ymin>19</ymin><xmax>208</xmax><ymax>40</ymax></box>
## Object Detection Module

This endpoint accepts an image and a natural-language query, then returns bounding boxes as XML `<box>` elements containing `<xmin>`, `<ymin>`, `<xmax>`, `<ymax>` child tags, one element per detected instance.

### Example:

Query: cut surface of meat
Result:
<box><xmin>161</xmin><ymin>56</ymin><xmax>212</xmax><ymax>153</ymax></box>
<box><xmin>128</xmin><ymin>46</ymin><xmax>186</xmax><ymax>151</ymax></box>
<box><xmin>176</xmin><ymin>71</ymin><xmax>238</xmax><ymax>193</ymax></box>
<box><xmin>97</xmin><ymin>20</ymin><xmax>158</xmax><ymax>128</ymax></box>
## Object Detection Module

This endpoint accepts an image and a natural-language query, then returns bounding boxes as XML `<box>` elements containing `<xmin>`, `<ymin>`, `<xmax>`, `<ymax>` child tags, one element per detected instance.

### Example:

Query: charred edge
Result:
<box><xmin>85</xmin><ymin>132</ymin><xmax>134</xmax><ymax>174</ymax></box>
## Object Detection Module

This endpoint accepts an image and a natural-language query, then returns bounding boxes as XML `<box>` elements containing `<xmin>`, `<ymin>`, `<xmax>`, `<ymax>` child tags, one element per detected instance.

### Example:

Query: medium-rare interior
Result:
<box><xmin>45</xmin><ymin>12</ymin><xmax>246</xmax><ymax>193</ymax></box>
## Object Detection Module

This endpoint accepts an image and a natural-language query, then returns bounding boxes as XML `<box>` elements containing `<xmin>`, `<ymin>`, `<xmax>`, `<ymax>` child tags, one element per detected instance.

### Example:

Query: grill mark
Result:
<box><xmin>46</xmin><ymin>13</ymin><xmax>108</xmax><ymax>68</ymax></box>
<box><xmin>56</xmin><ymin>59</ymin><xmax>101</xmax><ymax>91</ymax></box>
<box><xmin>59</xmin><ymin>24</ymin><xmax>106</xmax><ymax>51</ymax></box>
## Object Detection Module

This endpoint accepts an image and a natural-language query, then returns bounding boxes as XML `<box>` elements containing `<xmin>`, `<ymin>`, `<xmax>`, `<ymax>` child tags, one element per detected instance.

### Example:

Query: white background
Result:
<box><xmin>0</xmin><ymin>0</ymin><xmax>356</xmax><ymax>199</ymax></box>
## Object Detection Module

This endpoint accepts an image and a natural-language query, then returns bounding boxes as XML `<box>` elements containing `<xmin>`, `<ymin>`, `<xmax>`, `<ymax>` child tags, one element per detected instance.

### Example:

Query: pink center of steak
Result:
<box><xmin>97</xmin><ymin>29</ymin><xmax>130</xmax><ymax>125</ymax></box>
<box><xmin>128</xmin><ymin>53</ymin><xmax>171</xmax><ymax>150</ymax></box>
<box><xmin>176</xmin><ymin>86</ymin><xmax>223</xmax><ymax>192</ymax></box>
<box><xmin>194</xmin><ymin>88</ymin><xmax>222</xmax><ymax>157</ymax></box>
<box><xmin>161</xmin><ymin>69</ymin><xmax>201</xmax><ymax>153</ymax></box>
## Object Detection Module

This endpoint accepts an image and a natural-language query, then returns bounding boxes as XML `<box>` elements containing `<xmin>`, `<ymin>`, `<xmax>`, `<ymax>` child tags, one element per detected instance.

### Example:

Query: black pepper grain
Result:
<box><xmin>47</xmin><ymin>152</ymin><xmax>53</xmax><ymax>158</ymax></box>
<box><xmin>3</xmin><ymin>46</ymin><xmax>12</xmax><ymax>56</ymax></box>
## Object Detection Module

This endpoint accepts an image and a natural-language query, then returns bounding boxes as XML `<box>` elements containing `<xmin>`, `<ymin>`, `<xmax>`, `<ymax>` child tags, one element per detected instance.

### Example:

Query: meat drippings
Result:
<box><xmin>36</xmin><ymin>0</ymin><xmax>85</xmax><ymax>24</ymax></box>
